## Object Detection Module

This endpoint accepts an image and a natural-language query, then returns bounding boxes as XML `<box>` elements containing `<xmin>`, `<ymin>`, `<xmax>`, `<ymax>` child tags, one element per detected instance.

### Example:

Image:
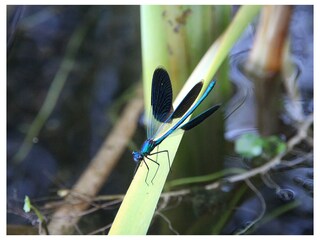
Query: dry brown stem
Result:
<box><xmin>45</xmin><ymin>86</ymin><xmax>143</xmax><ymax>234</ymax></box>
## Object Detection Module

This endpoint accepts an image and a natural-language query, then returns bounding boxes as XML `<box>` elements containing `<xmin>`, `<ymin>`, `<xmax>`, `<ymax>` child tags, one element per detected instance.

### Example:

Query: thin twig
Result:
<box><xmin>235</xmin><ymin>178</ymin><xmax>266</xmax><ymax>235</ymax></box>
<box><xmin>69</xmin><ymin>199</ymin><xmax>122</xmax><ymax>218</ymax></box>
<box><xmin>73</xmin><ymin>223</ymin><xmax>84</xmax><ymax>235</ymax></box>
<box><xmin>154</xmin><ymin>211</ymin><xmax>179</xmax><ymax>235</ymax></box>
<box><xmin>87</xmin><ymin>223</ymin><xmax>112</xmax><ymax>235</ymax></box>
<box><xmin>281</xmin><ymin>152</ymin><xmax>313</xmax><ymax>167</ymax></box>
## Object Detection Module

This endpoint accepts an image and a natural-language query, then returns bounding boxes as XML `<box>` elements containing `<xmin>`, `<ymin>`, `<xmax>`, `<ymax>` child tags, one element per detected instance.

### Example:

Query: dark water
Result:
<box><xmin>224</xmin><ymin>5</ymin><xmax>313</xmax><ymax>235</ymax></box>
<box><xmin>7</xmin><ymin>5</ymin><xmax>141</xmax><ymax>230</ymax></box>
<box><xmin>7</xmin><ymin>5</ymin><xmax>313</xmax><ymax>235</ymax></box>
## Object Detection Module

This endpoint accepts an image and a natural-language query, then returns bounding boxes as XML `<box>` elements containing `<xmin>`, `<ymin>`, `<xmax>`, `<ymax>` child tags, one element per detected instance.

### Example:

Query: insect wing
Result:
<box><xmin>147</xmin><ymin>68</ymin><xmax>173</xmax><ymax>138</ymax></box>
<box><xmin>180</xmin><ymin>104</ymin><xmax>220</xmax><ymax>131</ymax></box>
<box><xmin>151</xmin><ymin>68</ymin><xmax>173</xmax><ymax>122</ymax></box>
<box><xmin>171</xmin><ymin>81</ymin><xmax>203</xmax><ymax>119</ymax></box>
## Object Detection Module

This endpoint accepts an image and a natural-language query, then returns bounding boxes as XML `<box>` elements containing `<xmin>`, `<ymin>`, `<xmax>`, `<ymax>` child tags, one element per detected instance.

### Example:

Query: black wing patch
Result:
<box><xmin>180</xmin><ymin>104</ymin><xmax>220</xmax><ymax>131</ymax></box>
<box><xmin>171</xmin><ymin>81</ymin><xmax>203</xmax><ymax>119</ymax></box>
<box><xmin>151</xmin><ymin>68</ymin><xmax>173</xmax><ymax>122</ymax></box>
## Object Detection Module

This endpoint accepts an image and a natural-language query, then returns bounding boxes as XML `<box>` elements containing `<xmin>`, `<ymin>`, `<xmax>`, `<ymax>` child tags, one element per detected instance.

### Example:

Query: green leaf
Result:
<box><xmin>276</xmin><ymin>141</ymin><xmax>286</xmax><ymax>155</ymax></box>
<box><xmin>23</xmin><ymin>196</ymin><xmax>31</xmax><ymax>213</ymax></box>
<box><xmin>263</xmin><ymin>136</ymin><xmax>287</xmax><ymax>157</ymax></box>
<box><xmin>235</xmin><ymin>134</ymin><xmax>287</xmax><ymax>159</ymax></box>
<box><xmin>235</xmin><ymin>133</ymin><xmax>263</xmax><ymax>158</ymax></box>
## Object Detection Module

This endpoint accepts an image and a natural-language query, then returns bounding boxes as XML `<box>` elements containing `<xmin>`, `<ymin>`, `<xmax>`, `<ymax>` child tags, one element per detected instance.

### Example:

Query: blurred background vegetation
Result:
<box><xmin>7</xmin><ymin>5</ymin><xmax>313</xmax><ymax>235</ymax></box>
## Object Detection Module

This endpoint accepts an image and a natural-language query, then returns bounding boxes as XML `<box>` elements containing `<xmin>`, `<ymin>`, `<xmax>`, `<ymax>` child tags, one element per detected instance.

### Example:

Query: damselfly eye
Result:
<box><xmin>132</xmin><ymin>151</ymin><xmax>142</xmax><ymax>162</ymax></box>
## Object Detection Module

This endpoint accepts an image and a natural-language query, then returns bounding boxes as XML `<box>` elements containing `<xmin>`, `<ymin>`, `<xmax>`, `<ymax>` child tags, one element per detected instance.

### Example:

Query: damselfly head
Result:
<box><xmin>132</xmin><ymin>151</ymin><xmax>143</xmax><ymax>163</ymax></box>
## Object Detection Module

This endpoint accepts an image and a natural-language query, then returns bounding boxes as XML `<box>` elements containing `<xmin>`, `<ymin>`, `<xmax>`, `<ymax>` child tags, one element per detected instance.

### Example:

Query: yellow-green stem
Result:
<box><xmin>109</xmin><ymin>5</ymin><xmax>261</xmax><ymax>235</ymax></box>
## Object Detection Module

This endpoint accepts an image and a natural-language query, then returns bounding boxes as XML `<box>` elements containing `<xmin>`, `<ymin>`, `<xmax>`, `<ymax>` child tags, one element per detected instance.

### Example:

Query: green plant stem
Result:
<box><xmin>109</xmin><ymin>5</ymin><xmax>261</xmax><ymax>235</ymax></box>
<box><xmin>31</xmin><ymin>205</ymin><xmax>49</xmax><ymax>235</ymax></box>
<box><xmin>24</xmin><ymin>196</ymin><xmax>49</xmax><ymax>234</ymax></box>
<box><xmin>246</xmin><ymin>200</ymin><xmax>300</xmax><ymax>234</ymax></box>
<box><xmin>140</xmin><ymin>5</ymin><xmax>169</xmax><ymax>111</ymax></box>
<box><xmin>165</xmin><ymin>168</ymin><xmax>246</xmax><ymax>189</ymax></box>
<box><xmin>212</xmin><ymin>184</ymin><xmax>247</xmax><ymax>234</ymax></box>
<box><xmin>13</xmin><ymin>10</ymin><xmax>92</xmax><ymax>164</ymax></box>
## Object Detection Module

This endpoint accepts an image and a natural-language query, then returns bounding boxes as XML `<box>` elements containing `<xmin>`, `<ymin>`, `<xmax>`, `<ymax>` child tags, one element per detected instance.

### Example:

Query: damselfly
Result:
<box><xmin>132</xmin><ymin>68</ymin><xmax>220</xmax><ymax>184</ymax></box>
